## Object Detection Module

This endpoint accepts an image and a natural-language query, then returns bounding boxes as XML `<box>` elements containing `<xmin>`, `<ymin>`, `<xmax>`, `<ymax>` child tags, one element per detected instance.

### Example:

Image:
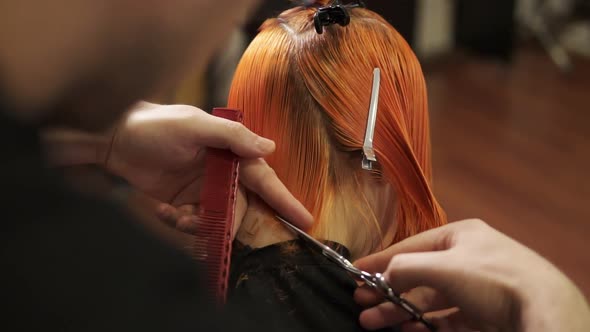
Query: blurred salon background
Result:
<box><xmin>149</xmin><ymin>0</ymin><xmax>590</xmax><ymax>298</ymax></box>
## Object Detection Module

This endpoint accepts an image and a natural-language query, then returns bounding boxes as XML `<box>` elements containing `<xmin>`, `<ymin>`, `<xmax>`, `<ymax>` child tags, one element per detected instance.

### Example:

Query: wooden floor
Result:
<box><xmin>426</xmin><ymin>47</ymin><xmax>590</xmax><ymax>297</ymax></box>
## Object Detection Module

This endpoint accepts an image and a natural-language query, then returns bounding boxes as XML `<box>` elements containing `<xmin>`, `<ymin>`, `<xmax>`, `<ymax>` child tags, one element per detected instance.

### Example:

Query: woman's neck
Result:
<box><xmin>235</xmin><ymin>195</ymin><xmax>296</xmax><ymax>249</ymax></box>
<box><xmin>235</xmin><ymin>181</ymin><xmax>397</xmax><ymax>259</ymax></box>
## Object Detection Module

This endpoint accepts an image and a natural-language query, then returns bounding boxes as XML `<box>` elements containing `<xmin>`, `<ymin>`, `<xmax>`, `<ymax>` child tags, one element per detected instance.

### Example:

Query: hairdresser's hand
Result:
<box><xmin>102</xmin><ymin>102</ymin><xmax>313</xmax><ymax>231</ymax></box>
<box><xmin>354</xmin><ymin>219</ymin><xmax>590</xmax><ymax>332</ymax></box>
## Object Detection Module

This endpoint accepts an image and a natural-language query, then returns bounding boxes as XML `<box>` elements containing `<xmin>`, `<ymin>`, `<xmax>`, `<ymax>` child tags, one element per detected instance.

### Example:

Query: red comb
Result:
<box><xmin>193</xmin><ymin>108</ymin><xmax>242</xmax><ymax>304</ymax></box>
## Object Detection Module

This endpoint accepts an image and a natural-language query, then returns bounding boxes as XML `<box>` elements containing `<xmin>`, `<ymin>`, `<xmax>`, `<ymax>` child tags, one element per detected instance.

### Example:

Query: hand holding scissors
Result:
<box><xmin>277</xmin><ymin>216</ymin><xmax>437</xmax><ymax>331</ymax></box>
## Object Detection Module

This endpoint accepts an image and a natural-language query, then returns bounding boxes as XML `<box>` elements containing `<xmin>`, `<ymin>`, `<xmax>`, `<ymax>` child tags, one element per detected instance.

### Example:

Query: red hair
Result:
<box><xmin>229</xmin><ymin>5</ymin><xmax>446</xmax><ymax>258</ymax></box>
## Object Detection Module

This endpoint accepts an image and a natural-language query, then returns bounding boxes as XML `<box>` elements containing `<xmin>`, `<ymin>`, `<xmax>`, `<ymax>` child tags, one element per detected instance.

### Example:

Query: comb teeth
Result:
<box><xmin>193</xmin><ymin>108</ymin><xmax>242</xmax><ymax>305</ymax></box>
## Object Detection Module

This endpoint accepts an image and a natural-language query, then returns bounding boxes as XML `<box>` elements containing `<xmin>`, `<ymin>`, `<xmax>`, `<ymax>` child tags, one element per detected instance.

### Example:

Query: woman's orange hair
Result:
<box><xmin>228</xmin><ymin>3</ymin><xmax>446</xmax><ymax>259</ymax></box>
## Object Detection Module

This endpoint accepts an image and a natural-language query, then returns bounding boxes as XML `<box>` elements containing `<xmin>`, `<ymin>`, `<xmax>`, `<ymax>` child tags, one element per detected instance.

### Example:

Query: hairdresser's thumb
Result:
<box><xmin>220</xmin><ymin>121</ymin><xmax>276</xmax><ymax>157</ymax></box>
<box><xmin>355</xmin><ymin>250</ymin><xmax>450</xmax><ymax>295</ymax></box>
<box><xmin>196</xmin><ymin>112</ymin><xmax>276</xmax><ymax>158</ymax></box>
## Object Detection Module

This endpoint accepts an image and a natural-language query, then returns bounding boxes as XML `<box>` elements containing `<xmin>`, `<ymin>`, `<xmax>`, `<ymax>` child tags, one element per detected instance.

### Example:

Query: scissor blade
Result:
<box><xmin>276</xmin><ymin>215</ymin><xmax>366</xmax><ymax>277</ymax></box>
<box><xmin>276</xmin><ymin>215</ymin><xmax>327</xmax><ymax>249</ymax></box>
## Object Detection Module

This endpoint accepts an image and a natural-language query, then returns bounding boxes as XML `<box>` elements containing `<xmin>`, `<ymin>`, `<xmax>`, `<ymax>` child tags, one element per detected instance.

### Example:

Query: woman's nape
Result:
<box><xmin>228</xmin><ymin>4</ymin><xmax>446</xmax><ymax>260</ymax></box>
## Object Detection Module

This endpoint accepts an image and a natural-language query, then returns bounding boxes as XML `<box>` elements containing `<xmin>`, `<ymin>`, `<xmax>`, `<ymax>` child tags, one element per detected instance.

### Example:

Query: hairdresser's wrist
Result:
<box><xmin>518</xmin><ymin>265</ymin><xmax>590</xmax><ymax>331</ymax></box>
<box><xmin>41</xmin><ymin>127</ymin><xmax>112</xmax><ymax>167</ymax></box>
<box><xmin>97</xmin><ymin>101</ymin><xmax>159</xmax><ymax>176</ymax></box>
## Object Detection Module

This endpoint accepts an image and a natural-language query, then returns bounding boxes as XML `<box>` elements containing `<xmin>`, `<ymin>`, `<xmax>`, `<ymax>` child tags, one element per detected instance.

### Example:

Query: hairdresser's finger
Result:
<box><xmin>156</xmin><ymin>203</ymin><xmax>181</xmax><ymax>228</ymax></box>
<box><xmin>354</xmin><ymin>284</ymin><xmax>384</xmax><ymax>307</ymax></box>
<box><xmin>194</xmin><ymin>111</ymin><xmax>275</xmax><ymax>158</ymax></box>
<box><xmin>401</xmin><ymin>287</ymin><xmax>451</xmax><ymax>314</ymax></box>
<box><xmin>355</xmin><ymin>285</ymin><xmax>443</xmax><ymax>309</ymax></box>
<box><xmin>239</xmin><ymin>158</ymin><xmax>313</xmax><ymax>230</ymax></box>
<box><xmin>156</xmin><ymin>203</ymin><xmax>200</xmax><ymax>234</ymax></box>
<box><xmin>178</xmin><ymin>204</ymin><xmax>197</xmax><ymax>216</ymax></box>
<box><xmin>432</xmin><ymin>310</ymin><xmax>480</xmax><ymax>332</ymax></box>
<box><xmin>358</xmin><ymin>287</ymin><xmax>451</xmax><ymax>330</ymax></box>
<box><xmin>168</xmin><ymin>176</ymin><xmax>204</xmax><ymax>207</ymax></box>
<box><xmin>176</xmin><ymin>215</ymin><xmax>200</xmax><ymax>234</ymax></box>
<box><xmin>401</xmin><ymin>309</ymin><xmax>477</xmax><ymax>332</ymax></box>
<box><xmin>359</xmin><ymin>301</ymin><xmax>400</xmax><ymax>330</ymax></box>
<box><xmin>383</xmin><ymin>251</ymin><xmax>453</xmax><ymax>295</ymax></box>
<box><xmin>354</xmin><ymin>224</ymin><xmax>456</xmax><ymax>273</ymax></box>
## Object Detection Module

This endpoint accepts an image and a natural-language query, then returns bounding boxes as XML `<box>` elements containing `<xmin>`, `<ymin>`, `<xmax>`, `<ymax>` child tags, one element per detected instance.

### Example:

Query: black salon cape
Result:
<box><xmin>228</xmin><ymin>240</ymin><xmax>397</xmax><ymax>332</ymax></box>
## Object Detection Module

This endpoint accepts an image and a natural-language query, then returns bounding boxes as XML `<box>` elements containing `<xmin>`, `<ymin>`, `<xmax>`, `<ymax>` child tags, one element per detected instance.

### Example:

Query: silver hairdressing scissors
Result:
<box><xmin>276</xmin><ymin>215</ymin><xmax>436</xmax><ymax>331</ymax></box>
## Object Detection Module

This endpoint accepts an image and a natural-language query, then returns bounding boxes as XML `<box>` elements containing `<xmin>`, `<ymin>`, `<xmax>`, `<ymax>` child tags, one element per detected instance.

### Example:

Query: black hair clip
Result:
<box><xmin>313</xmin><ymin>0</ymin><xmax>366</xmax><ymax>34</ymax></box>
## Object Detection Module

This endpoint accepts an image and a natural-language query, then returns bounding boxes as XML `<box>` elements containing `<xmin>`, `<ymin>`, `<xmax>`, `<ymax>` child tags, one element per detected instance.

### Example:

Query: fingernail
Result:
<box><xmin>183</xmin><ymin>216</ymin><xmax>200</xmax><ymax>224</ymax></box>
<box><xmin>157</xmin><ymin>204</ymin><xmax>173</xmax><ymax>216</ymax></box>
<box><xmin>256</xmin><ymin>136</ymin><xmax>275</xmax><ymax>153</ymax></box>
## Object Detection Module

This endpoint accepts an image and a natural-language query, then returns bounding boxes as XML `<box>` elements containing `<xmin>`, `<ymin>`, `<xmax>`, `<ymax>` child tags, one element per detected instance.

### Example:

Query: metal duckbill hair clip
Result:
<box><xmin>312</xmin><ymin>0</ymin><xmax>366</xmax><ymax>34</ymax></box>
<box><xmin>362</xmin><ymin>68</ymin><xmax>380</xmax><ymax>171</ymax></box>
